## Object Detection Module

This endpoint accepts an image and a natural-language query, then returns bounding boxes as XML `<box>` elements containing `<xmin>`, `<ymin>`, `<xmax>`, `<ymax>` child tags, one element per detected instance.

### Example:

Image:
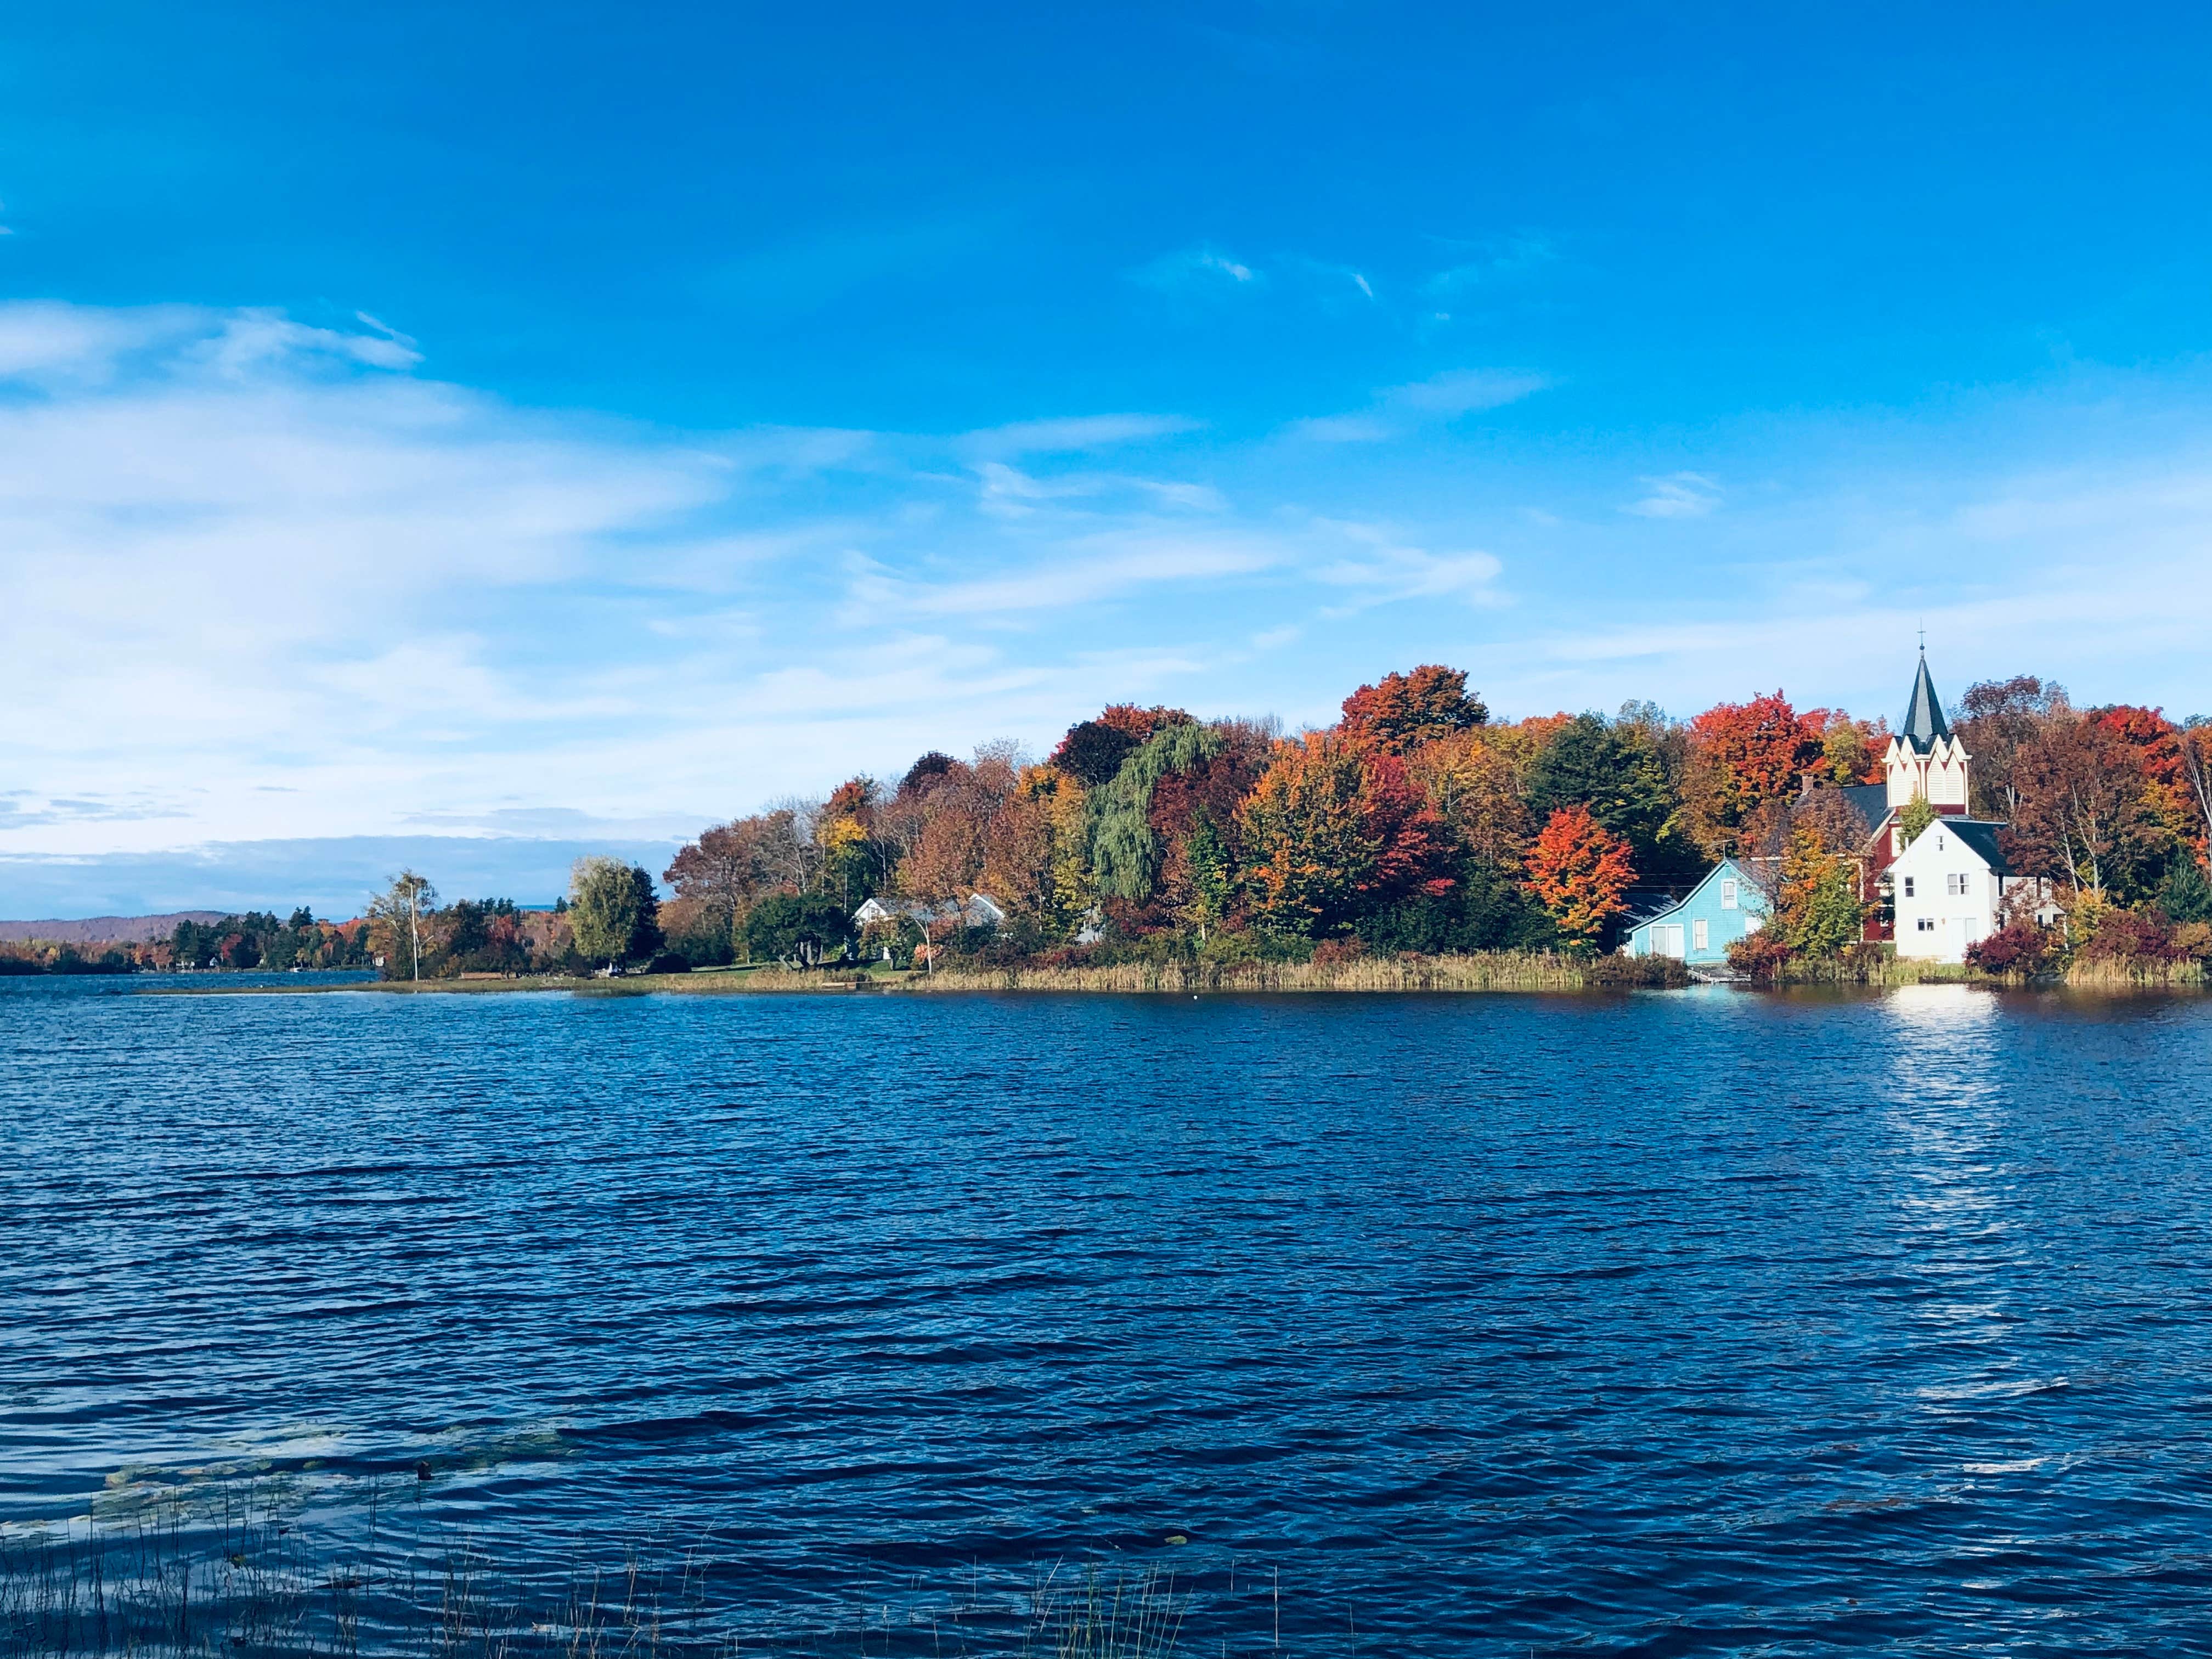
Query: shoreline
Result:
<box><xmin>131</xmin><ymin>951</ymin><xmax>2208</xmax><ymax>997</ymax></box>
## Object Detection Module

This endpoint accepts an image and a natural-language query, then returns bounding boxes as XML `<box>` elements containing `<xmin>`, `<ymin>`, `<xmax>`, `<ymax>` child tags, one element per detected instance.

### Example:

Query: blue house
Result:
<box><xmin>1622</xmin><ymin>858</ymin><xmax>1768</xmax><ymax>964</ymax></box>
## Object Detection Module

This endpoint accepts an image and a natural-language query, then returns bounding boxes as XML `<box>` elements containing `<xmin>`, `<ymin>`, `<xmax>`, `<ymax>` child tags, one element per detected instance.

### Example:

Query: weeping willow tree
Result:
<box><xmin>1087</xmin><ymin>720</ymin><xmax>1223</xmax><ymax>900</ymax></box>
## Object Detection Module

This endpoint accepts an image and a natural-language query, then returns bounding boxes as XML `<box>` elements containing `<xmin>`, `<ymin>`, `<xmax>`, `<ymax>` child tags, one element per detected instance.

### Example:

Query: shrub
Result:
<box><xmin>1726</xmin><ymin>929</ymin><xmax>1793</xmax><ymax>981</ymax></box>
<box><xmin>2079</xmin><ymin>907</ymin><xmax>2183</xmax><ymax>963</ymax></box>
<box><xmin>1586</xmin><ymin>952</ymin><xmax>1690</xmax><ymax>988</ymax></box>
<box><xmin>1310</xmin><ymin>936</ymin><xmax>1365</xmax><ymax>969</ymax></box>
<box><xmin>1966</xmin><ymin>921</ymin><xmax>2051</xmax><ymax>974</ymax></box>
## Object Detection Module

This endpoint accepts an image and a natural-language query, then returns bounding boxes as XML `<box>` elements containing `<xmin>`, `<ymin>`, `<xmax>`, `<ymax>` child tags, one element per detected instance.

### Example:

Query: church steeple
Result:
<box><xmin>1882</xmin><ymin>647</ymin><xmax>1971</xmax><ymax>817</ymax></box>
<box><xmin>1899</xmin><ymin>649</ymin><xmax>1950</xmax><ymax>754</ymax></box>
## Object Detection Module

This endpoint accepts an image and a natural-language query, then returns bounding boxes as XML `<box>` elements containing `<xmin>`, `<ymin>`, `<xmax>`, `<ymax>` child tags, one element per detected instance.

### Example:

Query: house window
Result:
<box><xmin>1720</xmin><ymin>879</ymin><xmax>1739</xmax><ymax>909</ymax></box>
<box><xmin>1692</xmin><ymin>918</ymin><xmax>1709</xmax><ymax>952</ymax></box>
<box><xmin>1947</xmin><ymin>872</ymin><xmax>1969</xmax><ymax>897</ymax></box>
<box><xmin>1916</xmin><ymin>917</ymin><xmax>1937</xmax><ymax>933</ymax></box>
<box><xmin>1903</xmin><ymin>876</ymin><xmax>1916</xmax><ymax>898</ymax></box>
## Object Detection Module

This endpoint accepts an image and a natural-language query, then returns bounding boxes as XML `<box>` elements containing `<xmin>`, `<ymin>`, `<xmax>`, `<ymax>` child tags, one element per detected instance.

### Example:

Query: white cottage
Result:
<box><xmin>1888</xmin><ymin>818</ymin><xmax>2046</xmax><ymax>962</ymax></box>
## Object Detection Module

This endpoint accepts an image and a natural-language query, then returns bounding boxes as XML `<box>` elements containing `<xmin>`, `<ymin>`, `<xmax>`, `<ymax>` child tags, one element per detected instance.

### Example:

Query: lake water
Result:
<box><xmin>6</xmin><ymin>977</ymin><xmax>2212</xmax><ymax>1655</ymax></box>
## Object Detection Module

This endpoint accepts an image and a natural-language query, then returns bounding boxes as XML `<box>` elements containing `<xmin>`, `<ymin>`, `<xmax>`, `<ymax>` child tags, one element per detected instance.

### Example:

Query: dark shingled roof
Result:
<box><xmin>1838</xmin><ymin>783</ymin><xmax>1889</xmax><ymax>832</ymax></box>
<box><xmin>1937</xmin><ymin>818</ymin><xmax>2011</xmax><ymax>876</ymax></box>
<box><xmin>1900</xmin><ymin>652</ymin><xmax>1951</xmax><ymax>752</ymax></box>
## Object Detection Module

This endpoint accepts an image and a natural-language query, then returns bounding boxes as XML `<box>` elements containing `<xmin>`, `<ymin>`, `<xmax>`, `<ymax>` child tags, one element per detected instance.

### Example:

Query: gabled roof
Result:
<box><xmin>1899</xmin><ymin>651</ymin><xmax>1951</xmax><ymax>753</ymax></box>
<box><xmin>1626</xmin><ymin>858</ymin><xmax>1758</xmax><ymax>930</ymax></box>
<box><xmin>1902</xmin><ymin>817</ymin><xmax>2010</xmax><ymax>876</ymax></box>
<box><xmin>1836</xmin><ymin>782</ymin><xmax>1889</xmax><ymax>833</ymax></box>
<box><xmin>1943</xmin><ymin>819</ymin><xmax>2009</xmax><ymax>875</ymax></box>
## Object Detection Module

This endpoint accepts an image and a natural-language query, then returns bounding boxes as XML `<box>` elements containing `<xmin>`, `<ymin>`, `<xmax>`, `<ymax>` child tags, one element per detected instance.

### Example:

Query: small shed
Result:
<box><xmin>1622</xmin><ymin>858</ymin><xmax>1767</xmax><ymax>964</ymax></box>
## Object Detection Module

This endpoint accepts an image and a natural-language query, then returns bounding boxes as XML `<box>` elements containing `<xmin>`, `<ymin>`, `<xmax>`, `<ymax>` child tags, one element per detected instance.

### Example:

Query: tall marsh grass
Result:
<box><xmin>1</xmin><ymin>1481</ymin><xmax>1223</xmax><ymax>1659</ymax></box>
<box><xmin>904</xmin><ymin>950</ymin><xmax>1612</xmax><ymax>994</ymax></box>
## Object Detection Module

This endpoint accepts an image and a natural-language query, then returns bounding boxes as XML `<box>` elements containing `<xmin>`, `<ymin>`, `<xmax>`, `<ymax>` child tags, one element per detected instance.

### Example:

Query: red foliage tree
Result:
<box><xmin>1339</xmin><ymin>665</ymin><xmax>1487</xmax><ymax>754</ymax></box>
<box><xmin>1522</xmin><ymin>804</ymin><xmax>1636</xmax><ymax>949</ymax></box>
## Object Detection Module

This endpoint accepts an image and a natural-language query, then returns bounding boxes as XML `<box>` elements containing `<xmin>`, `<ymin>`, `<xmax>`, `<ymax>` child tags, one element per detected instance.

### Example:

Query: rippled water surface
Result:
<box><xmin>8</xmin><ymin>977</ymin><xmax>2212</xmax><ymax>1654</ymax></box>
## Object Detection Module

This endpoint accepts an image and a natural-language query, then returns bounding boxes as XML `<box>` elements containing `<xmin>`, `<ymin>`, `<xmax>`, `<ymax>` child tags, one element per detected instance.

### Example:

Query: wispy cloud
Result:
<box><xmin>972</xmin><ymin>461</ymin><xmax>1226</xmax><ymax>517</ymax></box>
<box><xmin>1623</xmin><ymin>471</ymin><xmax>1723</xmax><ymax>518</ymax></box>
<box><xmin>1422</xmin><ymin>231</ymin><xmax>1559</xmax><ymax>298</ymax></box>
<box><xmin>1286</xmin><ymin>367</ymin><xmax>1551</xmax><ymax>442</ymax></box>
<box><xmin>1130</xmin><ymin>245</ymin><xmax>1261</xmax><ymax>293</ymax></box>
<box><xmin>1309</xmin><ymin>520</ymin><xmax>1505</xmax><ymax>611</ymax></box>
<box><xmin>958</xmin><ymin>413</ymin><xmax>1200</xmax><ymax>459</ymax></box>
<box><xmin>842</xmin><ymin>529</ymin><xmax>1277</xmax><ymax>622</ymax></box>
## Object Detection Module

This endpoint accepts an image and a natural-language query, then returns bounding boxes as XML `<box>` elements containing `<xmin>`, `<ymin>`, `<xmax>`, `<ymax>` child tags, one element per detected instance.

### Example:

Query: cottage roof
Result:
<box><xmin>1899</xmin><ymin>651</ymin><xmax>1951</xmax><ymax>753</ymax></box>
<box><xmin>1626</xmin><ymin>858</ymin><xmax>1757</xmax><ymax>931</ymax></box>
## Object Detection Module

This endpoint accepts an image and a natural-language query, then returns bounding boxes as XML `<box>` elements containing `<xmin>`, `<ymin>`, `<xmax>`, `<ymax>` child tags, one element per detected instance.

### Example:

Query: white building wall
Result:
<box><xmin>1890</xmin><ymin>826</ymin><xmax>2002</xmax><ymax>962</ymax></box>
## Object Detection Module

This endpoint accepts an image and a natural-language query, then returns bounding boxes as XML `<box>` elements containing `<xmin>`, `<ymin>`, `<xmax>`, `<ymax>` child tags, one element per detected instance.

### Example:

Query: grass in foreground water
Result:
<box><xmin>1</xmin><ymin>1484</ymin><xmax>1248</xmax><ymax>1659</ymax></box>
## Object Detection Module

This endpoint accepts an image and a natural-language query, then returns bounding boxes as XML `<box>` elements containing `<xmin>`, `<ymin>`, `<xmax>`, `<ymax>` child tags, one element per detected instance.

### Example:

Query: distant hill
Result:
<box><xmin>0</xmin><ymin>912</ymin><xmax>224</xmax><ymax>945</ymax></box>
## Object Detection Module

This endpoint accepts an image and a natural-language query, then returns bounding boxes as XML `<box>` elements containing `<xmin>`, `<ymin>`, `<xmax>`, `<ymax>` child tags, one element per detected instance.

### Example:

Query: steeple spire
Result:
<box><xmin>1900</xmin><ymin>649</ymin><xmax>1949</xmax><ymax>752</ymax></box>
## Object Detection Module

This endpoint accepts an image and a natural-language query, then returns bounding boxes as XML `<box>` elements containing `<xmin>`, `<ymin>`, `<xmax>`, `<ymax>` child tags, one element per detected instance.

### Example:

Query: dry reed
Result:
<box><xmin>900</xmin><ymin>950</ymin><xmax>1595</xmax><ymax>994</ymax></box>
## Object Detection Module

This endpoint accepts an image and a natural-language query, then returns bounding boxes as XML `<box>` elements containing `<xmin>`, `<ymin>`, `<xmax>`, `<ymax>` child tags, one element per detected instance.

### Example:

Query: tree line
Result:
<box><xmin>621</xmin><ymin>664</ymin><xmax>2210</xmax><ymax>977</ymax></box>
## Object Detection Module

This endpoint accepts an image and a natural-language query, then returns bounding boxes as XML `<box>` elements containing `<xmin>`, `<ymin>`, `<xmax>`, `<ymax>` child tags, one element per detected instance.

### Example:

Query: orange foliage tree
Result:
<box><xmin>1237</xmin><ymin>735</ymin><xmax>1456</xmax><ymax>935</ymax></box>
<box><xmin>1521</xmin><ymin>804</ymin><xmax>1635</xmax><ymax>950</ymax></box>
<box><xmin>1680</xmin><ymin>692</ymin><xmax>1825</xmax><ymax>855</ymax></box>
<box><xmin>2092</xmin><ymin>705</ymin><xmax>2204</xmax><ymax>867</ymax></box>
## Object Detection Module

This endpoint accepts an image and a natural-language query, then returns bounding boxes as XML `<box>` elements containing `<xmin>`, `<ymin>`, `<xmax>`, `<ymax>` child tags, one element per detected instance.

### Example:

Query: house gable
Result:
<box><xmin>1624</xmin><ymin>857</ymin><xmax>1766</xmax><ymax>964</ymax></box>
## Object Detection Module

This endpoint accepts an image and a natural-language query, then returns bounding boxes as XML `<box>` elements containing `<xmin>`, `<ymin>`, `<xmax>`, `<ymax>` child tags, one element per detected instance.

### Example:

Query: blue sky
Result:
<box><xmin>5</xmin><ymin>2</ymin><xmax>2212</xmax><ymax>916</ymax></box>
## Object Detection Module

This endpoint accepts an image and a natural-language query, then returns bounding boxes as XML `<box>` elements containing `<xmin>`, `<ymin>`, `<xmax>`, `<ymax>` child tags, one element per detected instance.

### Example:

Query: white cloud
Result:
<box><xmin>1421</xmin><ymin>231</ymin><xmax>1560</xmax><ymax>297</ymax></box>
<box><xmin>11</xmin><ymin>300</ymin><xmax>2212</xmax><ymax>914</ymax></box>
<box><xmin>1285</xmin><ymin>367</ymin><xmax>1551</xmax><ymax>443</ymax></box>
<box><xmin>959</xmin><ymin>413</ymin><xmax>1199</xmax><ymax>459</ymax></box>
<box><xmin>842</xmin><ymin>529</ymin><xmax>1277</xmax><ymax>622</ymax></box>
<box><xmin>1308</xmin><ymin>519</ymin><xmax>1505</xmax><ymax>611</ymax></box>
<box><xmin>1623</xmin><ymin>471</ymin><xmax>1723</xmax><ymax>518</ymax></box>
<box><xmin>1131</xmin><ymin>245</ymin><xmax>1261</xmax><ymax>292</ymax></box>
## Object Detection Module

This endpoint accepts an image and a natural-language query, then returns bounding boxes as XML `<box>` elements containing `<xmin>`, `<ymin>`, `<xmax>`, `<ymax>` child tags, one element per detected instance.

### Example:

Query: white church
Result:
<box><xmin>1847</xmin><ymin>653</ymin><xmax>2051</xmax><ymax>963</ymax></box>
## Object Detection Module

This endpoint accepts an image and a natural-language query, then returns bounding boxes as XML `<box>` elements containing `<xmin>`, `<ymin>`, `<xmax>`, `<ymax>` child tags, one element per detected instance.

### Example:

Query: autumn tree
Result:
<box><xmin>2093</xmin><ymin>705</ymin><xmax>2202</xmax><ymax>866</ymax></box>
<box><xmin>1808</xmin><ymin>709</ymin><xmax>1887</xmax><ymax>786</ymax></box>
<box><xmin>1521</xmin><ymin>805</ymin><xmax>1635</xmax><ymax>952</ymax></box>
<box><xmin>895</xmin><ymin>744</ymin><xmax>1024</xmax><ymax>905</ymax></box>
<box><xmin>1339</xmin><ymin>664</ymin><xmax>1488</xmax><ymax>754</ymax></box>
<box><xmin>1774</xmin><ymin>828</ymin><xmax>1868</xmax><ymax>957</ymax></box>
<box><xmin>1404</xmin><ymin>726</ymin><xmax>1538</xmax><ymax>872</ymax></box>
<box><xmin>1048</xmin><ymin>705</ymin><xmax>1194</xmax><ymax>787</ymax></box>
<box><xmin>1152</xmin><ymin>720</ymin><xmax>1275</xmax><ymax>934</ymax></box>
<box><xmin>1525</xmin><ymin>712</ymin><xmax>1689</xmax><ymax>877</ymax></box>
<box><xmin>1238</xmin><ymin>735</ymin><xmax>1456</xmax><ymax>936</ymax></box>
<box><xmin>662</xmin><ymin>802</ymin><xmax>832</xmax><ymax>958</ymax></box>
<box><xmin>1956</xmin><ymin>675</ymin><xmax>2070</xmax><ymax>820</ymax></box>
<box><xmin>2007</xmin><ymin>715</ymin><xmax>2171</xmax><ymax>901</ymax></box>
<box><xmin>2184</xmin><ymin>720</ymin><xmax>2212</xmax><ymax>870</ymax></box>
<box><xmin>1679</xmin><ymin>692</ymin><xmax>1826</xmax><ymax>856</ymax></box>
<box><xmin>367</xmin><ymin>870</ymin><xmax>438</xmax><ymax>983</ymax></box>
<box><xmin>979</xmin><ymin>766</ymin><xmax>1082</xmax><ymax>929</ymax></box>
